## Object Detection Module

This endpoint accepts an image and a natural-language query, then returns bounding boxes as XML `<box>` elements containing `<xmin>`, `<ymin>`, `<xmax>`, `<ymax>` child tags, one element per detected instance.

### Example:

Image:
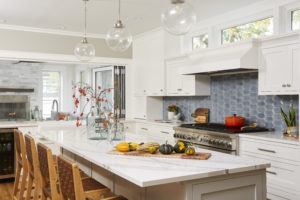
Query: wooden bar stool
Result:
<box><xmin>37</xmin><ymin>143</ymin><xmax>61</xmax><ymax>200</ymax></box>
<box><xmin>57</xmin><ymin>155</ymin><xmax>127</xmax><ymax>200</ymax></box>
<box><xmin>36</xmin><ymin>143</ymin><xmax>88</xmax><ymax>200</ymax></box>
<box><xmin>24</xmin><ymin>135</ymin><xmax>42</xmax><ymax>200</ymax></box>
<box><xmin>12</xmin><ymin>129</ymin><xmax>29</xmax><ymax>200</ymax></box>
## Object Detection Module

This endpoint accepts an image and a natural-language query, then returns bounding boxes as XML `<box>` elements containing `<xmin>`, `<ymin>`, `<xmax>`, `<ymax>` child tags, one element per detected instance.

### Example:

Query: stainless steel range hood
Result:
<box><xmin>180</xmin><ymin>39</ymin><xmax>260</xmax><ymax>75</ymax></box>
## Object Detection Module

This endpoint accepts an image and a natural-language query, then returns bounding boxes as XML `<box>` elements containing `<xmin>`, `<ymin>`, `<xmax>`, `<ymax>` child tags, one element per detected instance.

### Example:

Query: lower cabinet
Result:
<box><xmin>239</xmin><ymin>137</ymin><xmax>300</xmax><ymax>200</ymax></box>
<box><xmin>189</xmin><ymin>172</ymin><xmax>265</xmax><ymax>200</ymax></box>
<box><xmin>135</xmin><ymin>122</ymin><xmax>176</xmax><ymax>144</ymax></box>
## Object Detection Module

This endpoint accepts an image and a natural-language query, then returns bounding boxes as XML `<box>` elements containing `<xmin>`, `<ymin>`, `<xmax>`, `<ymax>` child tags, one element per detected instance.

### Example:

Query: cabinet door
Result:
<box><xmin>290</xmin><ymin>44</ymin><xmax>300</xmax><ymax>92</ymax></box>
<box><xmin>181</xmin><ymin>75</ymin><xmax>196</xmax><ymax>95</ymax></box>
<box><xmin>259</xmin><ymin>45</ymin><xmax>299</xmax><ymax>94</ymax></box>
<box><xmin>166</xmin><ymin>63</ymin><xmax>182</xmax><ymax>95</ymax></box>
<box><xmin>132</xmin><ymin>97</ymin><xmax>147</xmax><ymax>120</ymax></box>
<box><xmin>145</xmin><ymin>31</ymin><xmax>165</xmax><ymax>96</ymax></box>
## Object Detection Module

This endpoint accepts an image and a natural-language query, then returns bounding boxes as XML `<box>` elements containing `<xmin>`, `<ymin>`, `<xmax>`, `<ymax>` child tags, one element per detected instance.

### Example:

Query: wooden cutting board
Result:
<box><xmin>107</xmin><ymin>150</ymin><xmax>211</xmax><ymax>160</ymax></box>
<box><xmin>192</xmin><ymin>108</ymin><xmax>210</xmax><ymax>123</ymax></box>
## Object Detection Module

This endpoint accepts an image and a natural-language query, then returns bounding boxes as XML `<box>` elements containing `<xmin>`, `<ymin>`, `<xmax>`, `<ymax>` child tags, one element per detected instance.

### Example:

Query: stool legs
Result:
<box><xmin>12</xmin><ymin>162</ymin><xmax>21</xmax><ymax>199</ymax></box>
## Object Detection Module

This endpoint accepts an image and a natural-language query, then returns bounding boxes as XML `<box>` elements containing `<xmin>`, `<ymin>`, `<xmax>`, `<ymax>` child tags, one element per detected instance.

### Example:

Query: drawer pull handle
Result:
<box><xmin>160</xmin><ymin>131</ymin><xmax>169</xmax><ymax>134</ymax></box>
<box><xmin>141</xmin><ymin>128</ymin><xmax>148</xmax><ymax>131</ymax></box>
<box><xmin>177</xmin><ymin>89</ymin><xmax>182</xmax><ymax>91</ymax></box>
<box><xmin>266</xmin><ymin>171</ymin><xmax>277</xmax><ymax>175</ymax></box>
<box><xmin>287</xmin><ymin>84</ymin><xmax>291</xmax><ymax>87</ymax></box>
<box><xmin>258</xmin><ymin>148</ymin><xmax>276</xmax><ymax>153</ymax></box>
<box><xmin>282</xmin><ymin>84</ymin><xmax>287</xmax><ymax>88</ymax></box>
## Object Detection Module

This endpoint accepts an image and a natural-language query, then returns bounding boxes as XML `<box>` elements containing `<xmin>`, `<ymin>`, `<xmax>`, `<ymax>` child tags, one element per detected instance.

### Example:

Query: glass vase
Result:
<box><xmin>108</xmin><ymin>120</ymin><xmax>125</xmax><ymax>142</ymax></box>
<box><xmin>86</xmin><ymin>109</ymin><xmax>108</xmax><ymax>140</ymax></box>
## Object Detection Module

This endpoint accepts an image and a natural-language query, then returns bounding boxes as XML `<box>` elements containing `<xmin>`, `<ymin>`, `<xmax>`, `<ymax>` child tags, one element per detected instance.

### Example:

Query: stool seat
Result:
<box><xmin>82</xmin><ymin>178</ymin><xmax>107</xmax><ymax>191</ymax></box>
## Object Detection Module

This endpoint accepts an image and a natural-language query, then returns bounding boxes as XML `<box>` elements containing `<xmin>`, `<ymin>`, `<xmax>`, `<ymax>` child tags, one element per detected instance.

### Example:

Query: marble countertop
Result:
<box><xmin>36</xmin><ymin>126</ymin><xmax>270</xmax><ymax>187</ymax></box>
<box><xmin>0</xmin><ymin>120</ymin><xmax>80</xmax><ymax>128</ymax></box>
<box><xmin>239</xmin><ymin>131</ymin><xmax>299</xmax><ymax>145</ymax></box>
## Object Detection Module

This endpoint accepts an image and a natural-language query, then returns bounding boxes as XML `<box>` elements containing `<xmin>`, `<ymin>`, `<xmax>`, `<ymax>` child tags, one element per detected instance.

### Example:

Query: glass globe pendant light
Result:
<box><xmin>161</xmin><ymin>0</ymin><xmax>197</xmax><ymax>35</ymax></box>
<box><xmin>74</xmin><ymin>0</ymin><xmax>95</xmax><ymax>61</ymax></box>
<box><xmin>106</xmin><ymin>0</ymin><xmax>132</xmax><ymax>52</ymax></box>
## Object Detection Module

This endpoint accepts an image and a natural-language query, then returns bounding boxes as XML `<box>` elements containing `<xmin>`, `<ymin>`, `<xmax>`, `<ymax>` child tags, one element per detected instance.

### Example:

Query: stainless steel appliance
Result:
<box><xmin>0</xmin><ymin>95</ymin><xmax>30</xmax><ymax>121</ymax></box>
<box><xmin>174</xmin><ymin>123</ymin><xmax>269</xmax><ymax>155</ymax></box>
<box><xmin>0</xmin><ymin>129</ymin><xmax>15</xmax><ymax>180</ymax></box>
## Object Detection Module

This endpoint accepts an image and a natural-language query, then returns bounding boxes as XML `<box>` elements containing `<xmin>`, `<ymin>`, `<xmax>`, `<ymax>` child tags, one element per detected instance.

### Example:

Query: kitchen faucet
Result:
<box><xmin>51</xmin><ymin>99</ymin><xmax>59</xmax><ymax>120</ymax></box>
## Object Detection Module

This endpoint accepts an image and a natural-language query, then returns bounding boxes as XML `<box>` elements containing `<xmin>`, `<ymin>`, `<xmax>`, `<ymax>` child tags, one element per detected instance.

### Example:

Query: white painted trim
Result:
<box><xmin>0</xmin><ymin>24</ymin><xmax>106</xmax><ymax>39</ymax></box>
<box><xmin>0</xmin><ymin>50</ymin><xmax>132</xmax><ymax>66</ymax></box>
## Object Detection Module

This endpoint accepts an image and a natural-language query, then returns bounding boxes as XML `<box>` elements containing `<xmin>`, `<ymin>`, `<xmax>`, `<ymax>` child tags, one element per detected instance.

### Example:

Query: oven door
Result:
<box><xmin>189</xmin><ymin>143</ymin><xmax>237</xmax><ymax>155</ymax></box>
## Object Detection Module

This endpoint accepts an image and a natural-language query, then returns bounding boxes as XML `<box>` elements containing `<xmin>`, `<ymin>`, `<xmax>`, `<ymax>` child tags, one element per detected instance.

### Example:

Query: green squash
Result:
<box><xmin>174</xmin><ymin>141</ymin><xmax>188</xmax><ymax>153</ymax></box>
<box><xmin>159</xmin><ymin>141</ymin><xmax>173</xmax><ymax>155</ymax></box>
<box><xmin>185</xmin><ymin>146</ymin><xmax>195</xmax><ymax>155</ymax></box>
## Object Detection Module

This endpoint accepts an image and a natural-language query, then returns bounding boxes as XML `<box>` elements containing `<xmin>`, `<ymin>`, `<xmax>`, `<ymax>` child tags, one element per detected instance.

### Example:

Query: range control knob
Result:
<box><xmin>197</xmin><ymin>136</ymin><xmax>202</xmax><ymax>142</ymax></box>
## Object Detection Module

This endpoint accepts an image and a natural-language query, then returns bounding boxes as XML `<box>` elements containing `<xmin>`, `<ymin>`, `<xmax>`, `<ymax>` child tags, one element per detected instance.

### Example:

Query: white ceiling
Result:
<box><xmin>0</xmin><ymin>0</ymin><xmax>265</xmax><ymax>36</ymax></box>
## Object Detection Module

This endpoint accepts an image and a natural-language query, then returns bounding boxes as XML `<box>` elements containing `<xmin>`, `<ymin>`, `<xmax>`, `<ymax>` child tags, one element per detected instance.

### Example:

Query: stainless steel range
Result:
<box><xmin>174</xmin><ymin>123</ymin><xmax>268</xmax><ymax>155</ymax></box>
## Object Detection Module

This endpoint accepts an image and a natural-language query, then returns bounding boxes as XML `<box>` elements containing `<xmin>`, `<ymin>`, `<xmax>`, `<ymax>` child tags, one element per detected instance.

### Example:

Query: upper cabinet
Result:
<box><xmin>166</xmin><ymin>56</ymin><xmax>210</xmax><ymax>96</ymax></box>
<box><xmin>259</xmin><ymin>32</ymin><xmax>300</xmax><ymax>95</ymax></box>
<box><xmin>132</xmin><ymin>29</ymin><xmax>183</xmax><ymax>97</ymax></box>
<box><xmin>133</xmin><ymin>29</ymin><xmax>180</xmax><ymax>96</ymax></box>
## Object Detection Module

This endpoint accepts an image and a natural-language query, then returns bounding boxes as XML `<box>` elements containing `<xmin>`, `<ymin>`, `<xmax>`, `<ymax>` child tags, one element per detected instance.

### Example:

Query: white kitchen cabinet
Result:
<box><xmin>166</xmin><ymin>56</ymin><xmax>211</xmax><ymax>96</ymax></box>
<box><xmin>239</xmin><ymin>136</ymin><xmax>300</xmax><ymax>200</ymax></box>
<box><xmin>132</xmin><ymin>29</ymin><xmax>182</xmax><ymax>97</ymax></box>
<box><xmin>132</xmin><ymin>96</ymin><xmax>163</xmax><ymax>120</ymax></box>
<box><xmin>135</xmin><ymin>122</ymin><xmax>176</xmax><ymax>144</ymax></box>
<box><xmin>259</xmin><ymin>32</ymin><xmax>300</xmax><ymax>95</ymax></box>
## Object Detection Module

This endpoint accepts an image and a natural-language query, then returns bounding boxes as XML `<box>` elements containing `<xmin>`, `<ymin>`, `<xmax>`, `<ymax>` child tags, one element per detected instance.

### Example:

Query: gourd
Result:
<box><xmin>173</xmin><ymin>141</ymin><xmax>187</xmax><ymax>153</ymax></box>
<box><xmin>149</xmin><ymin>146</ymin><xmax>157</xmax><ymax>154</ymax></box>
<box><xmin>159</xmin><ymin>141</ymin><xmax>173</xmax><ymax>155</ymax></box>
<box><xmin>129</xmin><ymin>143</ymin><xmax>139</xmax><ymax>151</ymax></box>
<box><xmin>137</xmin><ymin>142</ymin><xmax>160</xmax><ymax>152</ymax></box>
<box><xmin>185</xmin><ymin>146</ymin><xmax>195</xmax><ymax>155</ymax></box>
<box><xmin>116</xmin><ymin>142</ymin><xmax>130</xmax><ymax>152</ymax></box>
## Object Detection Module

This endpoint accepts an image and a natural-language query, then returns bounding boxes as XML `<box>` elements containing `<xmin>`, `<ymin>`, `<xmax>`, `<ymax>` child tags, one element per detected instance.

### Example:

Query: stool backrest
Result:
<box><xmin>14</xmin><ymin>129</ymin><xmax>27</xmax><ymax>166</ymax></box>
<box><xmin>37</xmin><ymin>143</ymin><xmax>60</xmax><ymax>199</ymax></box>
<box><xmin>57</xmin><ymin>155</ymin><xmax>84</xmax><ymax>200</ymax></box>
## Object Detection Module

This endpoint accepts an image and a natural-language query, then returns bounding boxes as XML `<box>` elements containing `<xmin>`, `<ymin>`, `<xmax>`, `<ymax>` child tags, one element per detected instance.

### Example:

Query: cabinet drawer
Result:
<box><xmin>240</xmin><ymin>152</ymin><xmax>300</xmax><ymax>192</ymax></box>
<box><xmin>239</xmin><ymin>139</ymin><xmax>299</xmax><ymax>162</ymax></box>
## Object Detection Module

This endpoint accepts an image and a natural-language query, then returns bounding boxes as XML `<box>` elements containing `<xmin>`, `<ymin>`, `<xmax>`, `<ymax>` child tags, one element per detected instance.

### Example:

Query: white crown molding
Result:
<box><xmin>0</xmin><ymin>24</ymin><xmax>106</xmax><ymax>39</ymax></box>
<box><xmin>0</xmin><ymin>50</ymin><xmax>132</xmax><ymax>66</ymax></box>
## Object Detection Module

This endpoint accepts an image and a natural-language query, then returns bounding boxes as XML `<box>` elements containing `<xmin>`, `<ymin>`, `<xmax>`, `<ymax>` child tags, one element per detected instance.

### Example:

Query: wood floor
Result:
<box><xmin>0</xmin><ymin>181</ymin><xmax>14</xmax><ymax>200</ymax></box>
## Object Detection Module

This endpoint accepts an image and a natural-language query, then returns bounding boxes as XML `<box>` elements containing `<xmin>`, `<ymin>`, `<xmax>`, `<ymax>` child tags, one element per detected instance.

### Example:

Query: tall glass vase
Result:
<box><xmin>108</xmin><ymin>120</ymin><xmax>125</xmax><ymax>142</ymax></box>
<box><xmin>86</xmin><ymin>109</ymin><xmax>108</xmax><ymax>140</ymax></box>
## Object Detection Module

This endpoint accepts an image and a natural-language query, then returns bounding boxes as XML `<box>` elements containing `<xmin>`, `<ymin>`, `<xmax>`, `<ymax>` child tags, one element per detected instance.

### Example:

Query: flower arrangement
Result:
<box><xmin>72</xmin><ymin>81</ymin><xmax>118</xmax><ymax>127</ymax></box>
<box><xmin>167</xmin><ymin>105</ymin><xmax>179</xmax><ymax>113</ymax></box>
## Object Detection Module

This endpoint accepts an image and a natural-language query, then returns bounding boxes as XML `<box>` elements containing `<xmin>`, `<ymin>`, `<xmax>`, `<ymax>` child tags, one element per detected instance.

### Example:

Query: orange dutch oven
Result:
<box><xmin>225</xmin><ymin>114</ymin><xmax>245</xmax><ymax>127</ymax></box>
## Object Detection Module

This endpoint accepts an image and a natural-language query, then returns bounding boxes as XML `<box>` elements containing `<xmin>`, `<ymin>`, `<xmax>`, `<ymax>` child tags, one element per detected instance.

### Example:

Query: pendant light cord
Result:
<box><xmin>118</xmin><ymin>0</ymin><xmax>121</xmax><ymax>21</ymax></box>
<box><xmin>84</xmin><ymin>0</ymin><xmax>87</xmax><ymax>38</ymax></box>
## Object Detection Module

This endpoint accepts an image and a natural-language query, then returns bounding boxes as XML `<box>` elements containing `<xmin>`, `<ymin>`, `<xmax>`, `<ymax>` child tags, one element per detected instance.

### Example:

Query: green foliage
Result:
<box><xmin>193</xmin><ymin>34</ymin><xmax>208</xmax><ymax>50</ymax></box>
<box><xmin>222</xmin><ymin>18</ymin><xmax>273</xmax><ymax>44</ymax></box>
<box><xmin>292</xmin><ymin>10</ymin><xmax>300</xmax><ymax>30</ymax></box>
<box><xmin>280</xmin><ymin>104</ymin><xmax>296</xmax><ymax>127</ymax></box>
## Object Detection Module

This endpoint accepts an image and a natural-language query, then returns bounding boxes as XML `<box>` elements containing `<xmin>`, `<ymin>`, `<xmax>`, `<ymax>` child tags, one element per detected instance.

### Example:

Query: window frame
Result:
<box><xmin>42</xmin><ymin>70</ymin><xmax>62</xmax><ymax>119</ymax></box>
<box><xmin>221</xmin><ymin>16</ymin><xmax>274</xmax><ymax>45</ymax></box>
<box><xmin>291</xmin><ymin>9</ymin><xmax>300</xmax><ymax>31</ymax></box>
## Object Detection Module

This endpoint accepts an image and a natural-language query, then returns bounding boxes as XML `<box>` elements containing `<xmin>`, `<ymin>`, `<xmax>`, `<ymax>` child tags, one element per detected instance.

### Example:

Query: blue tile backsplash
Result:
<box><xmin>163</xmin><ymin>72</ymin><xmax>299</xmax><ymax>132</ymax></box>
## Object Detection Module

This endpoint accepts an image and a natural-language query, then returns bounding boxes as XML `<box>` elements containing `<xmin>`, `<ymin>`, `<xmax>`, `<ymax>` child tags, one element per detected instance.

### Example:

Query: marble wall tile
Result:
<box><xmin>163</xmin><ymin>72</ymin><xmax>299</xmax><ymax>132</ymax></box>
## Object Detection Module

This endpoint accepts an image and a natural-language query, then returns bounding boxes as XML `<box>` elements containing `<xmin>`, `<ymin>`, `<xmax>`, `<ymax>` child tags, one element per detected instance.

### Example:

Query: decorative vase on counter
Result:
<box><xmin>286</xmin><ymin>126</ymin><xmax>299</xmax><ymax>136</ymax></box>
<box><xmin>86</xmin><ymin>109</ymin><xmax>108</xmax><ymax>140</ymax></box>
<box><xmin>108</xmin><ymin>119</ymin><xmax>125</xmax><ymax>142</ymax></box>
<box><xmin>168</xmin><ymin>111</ymin><xmax>175</xmax><ymax>120</ymax></box>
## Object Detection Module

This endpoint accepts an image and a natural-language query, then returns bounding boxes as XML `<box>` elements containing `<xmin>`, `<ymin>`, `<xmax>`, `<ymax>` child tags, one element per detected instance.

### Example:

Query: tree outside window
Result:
<box><xmin>292</xmin><ymin>10</ymin><xmax>300</xmax><ymax>30</ymax></box>
<box><xmin>222</xmin><ymin>17</ymin><xmax>274</xmax><ymax>44</ymax></box>
<box><xmin>192</xmin><ymin>34</ymin><xmax>208</xmax><ymax>50</ymax></box>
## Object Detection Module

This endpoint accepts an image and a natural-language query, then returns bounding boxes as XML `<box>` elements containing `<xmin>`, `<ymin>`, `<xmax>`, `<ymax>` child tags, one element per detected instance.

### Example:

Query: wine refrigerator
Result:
<box><xmin>0</xmin><ymin>129</ymin><xmax>15</xmax><ymax>180</ymax></box>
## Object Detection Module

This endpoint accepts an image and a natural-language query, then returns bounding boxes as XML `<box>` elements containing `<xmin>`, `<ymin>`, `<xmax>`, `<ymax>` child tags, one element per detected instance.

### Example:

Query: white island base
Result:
<box><xmin>62</xmin><ymin>148</ymin><xmax>267</xmax><ymax>200</ymax></box>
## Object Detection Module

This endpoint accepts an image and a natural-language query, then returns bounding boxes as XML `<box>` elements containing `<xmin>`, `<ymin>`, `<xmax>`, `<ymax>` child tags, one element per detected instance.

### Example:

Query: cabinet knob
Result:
<box><xmin>144</xmin><ymin>90</ymin><xmax>146</xmax><ymax>92</ymax></box>
<box><xmin>287</xmin><ymin>84</ymin><xmax>291</xmax><ymax>87</ymax></box>
<box><xmin>282</xmin><ymin>84</ymin><xmax>287</xmax><ymax>88</ymax></box>
<box><xmin>160</xmin><ymin>89</ymin><xmax>163</xmax><ymax>92</ymax></box>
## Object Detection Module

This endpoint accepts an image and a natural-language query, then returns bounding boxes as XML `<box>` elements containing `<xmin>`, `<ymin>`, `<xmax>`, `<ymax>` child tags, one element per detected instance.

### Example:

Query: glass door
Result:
<box><xmin>93</xmin><ymin>66</ymin><xmax>114</xmax><ymax>113</ymax></box>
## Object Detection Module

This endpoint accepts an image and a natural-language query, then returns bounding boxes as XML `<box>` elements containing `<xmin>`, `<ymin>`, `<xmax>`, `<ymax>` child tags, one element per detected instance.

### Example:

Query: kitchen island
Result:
<box><xmin>34</xmin><ymin>126</ymin><xmax>270</xmax><ymax>200</ymax></box>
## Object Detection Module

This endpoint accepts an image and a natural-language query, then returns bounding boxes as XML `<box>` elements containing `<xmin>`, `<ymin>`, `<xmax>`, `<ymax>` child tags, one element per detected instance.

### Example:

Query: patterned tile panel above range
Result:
<box><xmin>163</xmin><ymin>72</ymin><xmax>299</xmax><ymax>132</ymax></box>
